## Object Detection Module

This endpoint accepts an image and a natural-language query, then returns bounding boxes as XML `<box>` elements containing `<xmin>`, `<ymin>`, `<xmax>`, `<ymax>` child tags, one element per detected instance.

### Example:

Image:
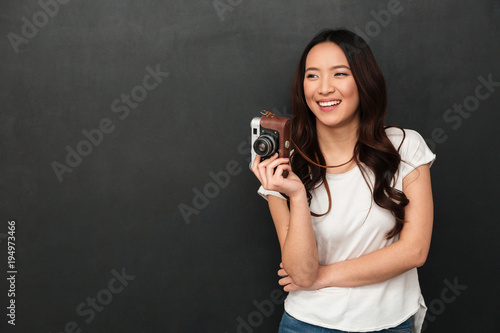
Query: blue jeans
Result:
<box><xmin>279</xmin><ymin>311</ymin><xmax>413</xmax><ymax>333</ymax></box>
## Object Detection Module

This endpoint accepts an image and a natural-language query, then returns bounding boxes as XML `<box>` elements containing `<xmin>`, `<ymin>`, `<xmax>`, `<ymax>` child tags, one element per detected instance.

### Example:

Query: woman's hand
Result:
<box><xmin>278</xmin><ymin>262</ymin><xmax>324</xmax><ymax>292</ymax></box>
<box><xmin>251</xmin><ymin>154</ymin><xmax>304</xmax><ymax>198</ymax></box>
<box><xmin>253</xmin><ymin>155</ymin><xmax>319</xmax><ymax>287</ymax></box>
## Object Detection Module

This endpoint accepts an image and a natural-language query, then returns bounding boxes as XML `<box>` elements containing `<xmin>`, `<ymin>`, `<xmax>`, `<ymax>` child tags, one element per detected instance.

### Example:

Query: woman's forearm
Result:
<box><xmin>280</xmin><ymin>189</ymin><xmax>319</xmax><ymax>287</ymax></box>
<box><xmin>315</xmin><ymin>238</ymin><xmax>427</xmax><ymax>288</ymax></box>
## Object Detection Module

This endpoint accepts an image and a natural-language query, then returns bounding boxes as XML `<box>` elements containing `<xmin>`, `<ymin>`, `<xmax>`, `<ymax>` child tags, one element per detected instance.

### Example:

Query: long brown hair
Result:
<box><xmin>290</xmin><ymin>29</ymin><xmax>408</xmax><ymax>239</ymax></box>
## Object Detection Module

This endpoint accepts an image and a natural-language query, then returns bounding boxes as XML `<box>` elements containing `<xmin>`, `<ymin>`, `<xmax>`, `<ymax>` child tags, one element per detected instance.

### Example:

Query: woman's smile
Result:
<box><xmin>303</xmin><ymin>42</ymin><xmax>360</xmax><ymax>130</ymax></box>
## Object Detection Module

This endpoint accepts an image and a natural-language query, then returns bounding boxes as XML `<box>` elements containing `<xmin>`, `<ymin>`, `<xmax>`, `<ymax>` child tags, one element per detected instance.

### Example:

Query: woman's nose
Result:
<box><xmin>319</xmin><ymin>78</ymin><xmax>335</xmax><ymax>95</ymax></box>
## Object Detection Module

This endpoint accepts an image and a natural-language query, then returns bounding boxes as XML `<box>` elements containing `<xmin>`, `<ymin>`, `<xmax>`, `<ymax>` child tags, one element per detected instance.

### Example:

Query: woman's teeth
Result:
<box><xmin>318</xmin><ymin>100</ymin><xmax>341</xmax><ymax>107</ymax></box>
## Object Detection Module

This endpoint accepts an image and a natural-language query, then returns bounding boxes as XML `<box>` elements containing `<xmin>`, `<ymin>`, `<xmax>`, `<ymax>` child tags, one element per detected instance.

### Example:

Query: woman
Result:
<box><xmin>252</xmin><ymin>29</ymin><xmax>435</xmax><ymax>333</ymax></box>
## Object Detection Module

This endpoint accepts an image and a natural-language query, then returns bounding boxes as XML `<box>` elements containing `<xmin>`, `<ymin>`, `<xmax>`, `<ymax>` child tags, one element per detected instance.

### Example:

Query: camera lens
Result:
<box><xmin>253</xmin><ymin>135</ymin><xmax>277</xmax><ymax>157</ymax></box>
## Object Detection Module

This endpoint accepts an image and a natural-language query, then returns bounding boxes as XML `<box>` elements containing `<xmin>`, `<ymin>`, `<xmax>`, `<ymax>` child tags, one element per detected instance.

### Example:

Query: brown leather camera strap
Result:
<box><xmin>260</xmin><ymin>110</ymin><xmax>352</xmax><ymax>217</ymax></box>
<box><xmin>310</xmin><ymin>175</ymin><xmax>332</xmax><ymax>217</ymax></box>
<box><xmin>290</xmin><ymin>140</ymin><xmax>355</xmax><ymax>217</ymax></box>
<box><xmin>291</xmin><ymin>141</ymin><xmax>354</xmax><ymax>169</ymax></box>
<box><xmin>261</xmin><ymin>109</ymin><xmax>353</xmax><ymax>169</ymax></box>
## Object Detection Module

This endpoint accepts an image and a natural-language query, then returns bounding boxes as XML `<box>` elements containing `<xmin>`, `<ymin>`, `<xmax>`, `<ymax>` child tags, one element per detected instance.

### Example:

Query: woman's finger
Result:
<box><xmin>251</xmin><ymin>155</ymin><xmax>262</xmax><ymax>180</ymax></box>
<box><xmin>265</xmin><ymin>156</ymin><xmax>289</xmax><ymax>182</ymax></box>
<box><xmin>253</xmin><ymin>154</ymin><xmax>276</xmax><ymax>182</ymax></box>
<box><xmin>251</xmin><ymin>154</ymin><xmax>261</xmax><ymax>173</ymax></box>
<box><xmin>254</xmin><ymin>154</ymin><xmax>280</xmax><ymax>187</ymax></box>
<box><xmin>278</xmin><ymin>276</ymin><xmax>293</xmax><ymax>286</ymax></box>
<box><xmin>265</xmin><ymin>156</ymin><xmax>290</xmax><ymax>170</ymax></box>
<box><xmin>277</xmin><ymin>268</ymin><xmax>288</xmax><ymax>277</ymax></box>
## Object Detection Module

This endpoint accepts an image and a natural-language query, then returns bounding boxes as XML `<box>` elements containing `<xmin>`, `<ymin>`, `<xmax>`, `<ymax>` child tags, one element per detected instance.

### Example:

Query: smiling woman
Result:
<box><xmin>303</xmin><ymin>43</ymin><xmax>360</xmax><ymax>133</ymax></box>
<box><xmin>251</xmin><ymin>29</ymin><xmax>436</xmax><ymax>333</ymax></box>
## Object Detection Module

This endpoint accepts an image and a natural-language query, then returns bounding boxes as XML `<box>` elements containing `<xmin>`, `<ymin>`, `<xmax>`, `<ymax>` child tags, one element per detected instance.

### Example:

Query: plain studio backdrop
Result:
<box><xmin>1</xmin><ymin>0</ymin><xmax>499</xmax><ymax>332</ymax></box>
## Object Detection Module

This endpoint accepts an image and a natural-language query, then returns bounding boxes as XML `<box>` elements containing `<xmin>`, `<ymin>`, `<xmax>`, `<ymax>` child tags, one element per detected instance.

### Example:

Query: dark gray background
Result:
<box><xmin>1</xmin><ymin>0</ymin><xmax>499</xmax><ymax>332</ymax></box>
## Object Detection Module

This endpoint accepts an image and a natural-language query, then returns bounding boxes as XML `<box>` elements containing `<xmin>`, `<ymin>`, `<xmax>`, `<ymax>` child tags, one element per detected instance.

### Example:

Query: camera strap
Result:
<box><xmin>291</xmin><ymin>143</ymin><xmax>355</xmax><ymax>169</ymax></box>
<box><xmin>261</xmin><ymin>110</ymin><xmax>355</xmax><ymax>217</ymax></box>
<box><xmin>293</xmin><ymin>147</ymin><xmax>357</xmax><ymax>217</ymax></box>
<box><xmin>261</xmin><ymin>110</ymin><xmax>354</xmax><ymax>169</ymax></box>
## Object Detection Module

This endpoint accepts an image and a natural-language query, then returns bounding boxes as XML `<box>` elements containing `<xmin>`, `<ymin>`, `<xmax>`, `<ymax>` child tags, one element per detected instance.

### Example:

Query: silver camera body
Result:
<box><xmin>249</xmin><ymin>111</ymin><xmax>291</xmax><ymax>172</ymax></box>
<box><xmin>250</xmin><ymin>117</ymin><xmax>265</xmax><ymax>169</ymax></box>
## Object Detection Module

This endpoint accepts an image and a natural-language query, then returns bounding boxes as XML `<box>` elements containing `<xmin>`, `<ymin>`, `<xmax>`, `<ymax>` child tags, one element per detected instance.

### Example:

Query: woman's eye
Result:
<box><xmin>334</xmin><ymin>72</ymin><xmax>348</xmax><ymax>77</ymax></box>
<box><xmin>306</xmin><ymin>74</ymin><xmax>318</xmax><ymax>79</ymax></box>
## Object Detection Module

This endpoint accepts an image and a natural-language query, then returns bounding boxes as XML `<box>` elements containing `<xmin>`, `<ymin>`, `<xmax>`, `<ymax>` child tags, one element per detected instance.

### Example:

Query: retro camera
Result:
<box><xmin>250</xmin><ymin>110</ymin><xmax>292</xmax><ymax>176</ymax></box>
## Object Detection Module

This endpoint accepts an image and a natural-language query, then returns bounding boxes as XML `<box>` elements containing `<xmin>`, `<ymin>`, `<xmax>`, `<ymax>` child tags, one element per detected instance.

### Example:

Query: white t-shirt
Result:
<box><xmin>258</xmin><ymin>128</ymin><xmax>436</xmax><ymax>332</ymax></box>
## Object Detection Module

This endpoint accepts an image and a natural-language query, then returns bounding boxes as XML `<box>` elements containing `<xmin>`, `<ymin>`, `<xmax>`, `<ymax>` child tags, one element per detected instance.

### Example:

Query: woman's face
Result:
<box><xmin>303</xmin><ymin>42</ymin><xmax>360</xmax><ymax>131</ymax></box>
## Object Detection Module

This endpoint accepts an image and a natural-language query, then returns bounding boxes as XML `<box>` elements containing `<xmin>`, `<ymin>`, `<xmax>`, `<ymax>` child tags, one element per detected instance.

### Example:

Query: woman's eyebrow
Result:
<box><xmin>305</xmin><ymin>65</ymin><xmax>351</xmax><ymax>72</ymax></box>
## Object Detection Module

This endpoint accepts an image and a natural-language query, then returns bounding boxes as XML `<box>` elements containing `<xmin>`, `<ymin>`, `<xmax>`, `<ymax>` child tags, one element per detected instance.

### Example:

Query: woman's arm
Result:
<box><xmin>253</xmin><ymin>154</ymin><xmax>319</xmax><ymax>287</ymax></box>
<box><xmin>279</xmin><ymin>163</ymin><xmax>433</xmax><ymax>291</ymax></box>
<box><xmin>269</xmin><ymin>190</ymin><xmax>319</xmax><ymax>287</ymax></box>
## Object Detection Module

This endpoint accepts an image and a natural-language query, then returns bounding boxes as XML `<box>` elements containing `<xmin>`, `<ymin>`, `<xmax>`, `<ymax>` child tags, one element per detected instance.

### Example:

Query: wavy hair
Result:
<box><xmin>290</xmin><ymin>29</ymin><xmax>408</xmax><ymax>239</ymax></box>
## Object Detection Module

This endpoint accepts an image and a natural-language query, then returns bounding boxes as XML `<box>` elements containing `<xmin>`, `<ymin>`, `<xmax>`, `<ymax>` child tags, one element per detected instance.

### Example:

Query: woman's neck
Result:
<box><xmin>316</xmin><ymin>119</ymin><xmax>359</xmax><ymax>172</ymax></box>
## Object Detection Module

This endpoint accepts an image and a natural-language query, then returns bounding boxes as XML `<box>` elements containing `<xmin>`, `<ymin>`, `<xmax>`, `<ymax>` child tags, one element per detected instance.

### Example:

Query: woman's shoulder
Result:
<box><xmin>384</xmin><ymin>127</ymin><xmax>426</xmax><ymax>152</ymax></box>
<box><xmin>385</xmin><ymin>126</ymin><xmax>436</xmax><ymax>172</ymax></box>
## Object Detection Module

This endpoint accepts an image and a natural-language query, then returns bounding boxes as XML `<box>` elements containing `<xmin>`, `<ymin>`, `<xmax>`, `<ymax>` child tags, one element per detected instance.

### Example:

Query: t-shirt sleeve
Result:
<box><xmin>257</xmin><ymin>185</ymin><xmax>287</xmax><ymax>201</ymax></box>
<box><xmin>398</xmin><ymin>129</ymin><xmax>436</xmax><ymax>179</ymax></box>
